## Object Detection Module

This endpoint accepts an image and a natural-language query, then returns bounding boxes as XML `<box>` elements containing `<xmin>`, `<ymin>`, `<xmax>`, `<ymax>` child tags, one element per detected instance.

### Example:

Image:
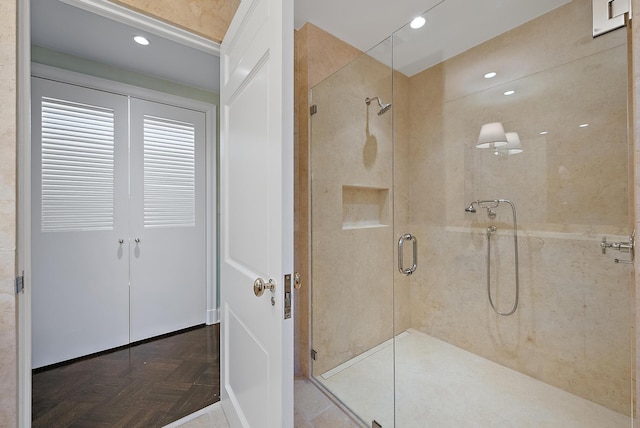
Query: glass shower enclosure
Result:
<box><xmin>309</xmin><ymin>0</ymin><xmax>633</xmax><ymax>426</ymax></box>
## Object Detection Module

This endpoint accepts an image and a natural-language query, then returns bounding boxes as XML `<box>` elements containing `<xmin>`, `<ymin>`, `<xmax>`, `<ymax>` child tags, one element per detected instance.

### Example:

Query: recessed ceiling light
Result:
<box><xmin>133</xmin><ymin>35</ymin><xmax>150</xmax><ymax>46</ymax></box>
<box><xmin>504</xmin><ymin>90</ymin><xmax>515</xmax><ymax>96</ymax></box>
<box><xmin>410</xmin><ymin>16</ymin><xmax>426</xmax><ymax>29</ymax></box>
<box><xmin>579</xmin><ymin>123</ymin><xmax>589</xmax><ymax>128</ymax></box>
<box><xmin>539</xmin><ymin>131</ymin><xmax>548</xmax><ymax>135</ymax></box>
<box><xmin>484</xmin><ymin>72</ymin><xmax>497</xmax><ymax>79</ymax></box>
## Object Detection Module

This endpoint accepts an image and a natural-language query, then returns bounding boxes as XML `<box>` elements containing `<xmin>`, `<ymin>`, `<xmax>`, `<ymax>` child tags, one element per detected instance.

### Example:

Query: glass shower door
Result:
<box><xmin>309</xmin><ymin>38</ymin><xmax>395</xmax><ymax>426</ymax></box>
<box><xmin>392</xmin><ymin>0</ymin><xmax>633</xmax><ymax>427</ymax></box>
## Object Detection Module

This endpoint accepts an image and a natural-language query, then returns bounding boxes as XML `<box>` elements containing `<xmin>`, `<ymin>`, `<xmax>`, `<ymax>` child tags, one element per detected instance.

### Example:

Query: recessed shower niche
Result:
<box><xmin>342</xmin><ymin>185</ymin><xmax>390</xmax><ymax>229</ymax></box>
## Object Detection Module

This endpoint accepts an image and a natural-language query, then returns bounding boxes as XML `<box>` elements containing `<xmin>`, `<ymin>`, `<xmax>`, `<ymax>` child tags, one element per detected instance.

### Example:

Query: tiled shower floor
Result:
<box><xmin>168</xmin><ymin>377</ymin><xmax>361</xmax><ymax>428</ymax></box>
<box><xmin>317</xmin><ymin>329</ymin><xmax>630</xmax><ymax>427</ymax></box>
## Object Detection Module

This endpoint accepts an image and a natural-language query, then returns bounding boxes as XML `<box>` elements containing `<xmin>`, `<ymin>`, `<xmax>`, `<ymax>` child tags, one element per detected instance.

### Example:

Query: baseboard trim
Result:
<box><xmin>207</xmin><ymin>308</ymin><xmax>220</xmax><ymax>325</ymax></box>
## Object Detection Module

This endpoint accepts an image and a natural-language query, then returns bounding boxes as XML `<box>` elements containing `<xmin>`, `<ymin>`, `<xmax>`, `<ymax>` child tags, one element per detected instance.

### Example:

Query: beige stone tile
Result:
<box><xmin>0</xmin><ymin>0</ymin><xmax>16</xmax><ymax>424</ymax></box>
<box><xmin>167</xmin><ymin>403</ymin><xmax>230</xmax><ymax>428</ymax></box>
<box><xmin>112</xmin><ymin>0</ymin><xmax>239</xmax><ymax>43</ymax></box>
<box><xmin>173</xmin><ymin>413</ymin><xmax>212</xmax><ymax>428</ymax></box>
<box><xmin>322</xmin><ymin>329</ymin><xmax>629</xmax><ymax>427</ymax></box>
<box><xmin>309</xmin><ymin>51</ymin><xmax>396</xmax><ymax>375</ymax></box>
<box><xmin>309</xmin><ymin>406</ymin><xmax>362</xmax><ymax>428</ymax></box>
<box><xmin>305</xmin><ymin>23</ymin><xmax>362</xmax><ymax>89</ymax></box>
<box><xmin>0</xmin><ymin>291</ymin><xmax>16</xmax><ymax>428</ymax></box>
<box><xmin>294</xmin><ymin>410</ymin><xmax>314</xmax><ymax>428</ymax></box>
<box><xmin>306</xmin><ymin>0</ymin><xmax>632</xmax><ymax>422</ymax></box>
<box><xmin>294</xmin><ymin>378</ymin><xmax>334</xmax><ymax>421</ymax></box>
<box><xmin>0</xmin><ymin>200</ymin><xmax>16</xmax><ymax>252</ymax></box>
<box><xmin>0</xmin><ymin>250</ymin><xmax>15</xmax><ymax>292</ymax></box>
<box><xmin>208</xmin><ymin>405</ymin><xmax>231</xmax><ymax>428</ymax></box>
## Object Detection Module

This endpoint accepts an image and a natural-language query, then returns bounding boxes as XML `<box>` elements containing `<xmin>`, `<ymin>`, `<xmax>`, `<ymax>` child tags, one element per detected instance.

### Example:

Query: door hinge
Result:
<box><xmin>311</xmin><ymin>349</ymin><xmax>317</xmax><ymax>360</ymax></box>
<box><xmin>310</xmin><ymin>105</ymin><xmax>318</xmax><ymax>116</ymax></box>
<box><xmin>15</xmin><ymin>274</ymin><xmax>24</xmax><ymax>294</ymax></box>
<box><xmin>609</xmin><ymin>0</ymin><xmax>631</xmax><ymax>18</ymax></box>
<box><xmin>593</xmin><ymin>0</ymin><xmax>631</xmax><ymax>37</ymax></box>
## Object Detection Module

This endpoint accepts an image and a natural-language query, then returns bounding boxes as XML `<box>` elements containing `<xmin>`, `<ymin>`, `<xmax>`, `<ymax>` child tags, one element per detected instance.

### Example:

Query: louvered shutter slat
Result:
<box><xmin>143</xmin><ymin>115</ymin><xmax>196</xmax><ymax>228</ymax></box>
<box><xmin>40</xmin><ymin>97</ymin><xmax>115</xmax><ymax>232</ymax></box>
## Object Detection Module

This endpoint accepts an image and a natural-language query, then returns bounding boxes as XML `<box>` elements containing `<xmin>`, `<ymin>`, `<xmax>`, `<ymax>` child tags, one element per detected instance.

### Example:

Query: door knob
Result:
<box><xmin>254</xmin><ymin>278</ymin><xmax>275</xmax><ymax>297</ymax></box>
<box><xmin>118</xmin><ymin>239</ymin><xmax>124</xmax><ymax>244</ymax></box>
<box><xmin>134</xmin><ymin>238</ymin><xmax>140</xmax><ymax>243</ymax></box>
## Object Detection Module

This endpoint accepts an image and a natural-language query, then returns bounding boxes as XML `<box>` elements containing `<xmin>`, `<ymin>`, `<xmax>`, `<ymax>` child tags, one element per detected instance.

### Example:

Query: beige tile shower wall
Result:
<box><xmin>111</xmin><ymin>0</ymin><xmax>239</xmax><ymax>43</ymax></box>
<box><xmin>410</xmin><ymin>226</ymin><xmax>631</xmax><ymax>414</ymax></box>
<box><xmin>633</xmin><ymin>0</ymin><xmax>640</xmax><ymax>422</ymax></box>
<box><xmin>294</xmin><ymin>24</ymin><xmax>308</xmax><ymax>377</ymax></box>
<box><xmin>295</xmin><ymin>23</ymin><xmax>362</xmax><ymax>377</ymax></box>
<box><xmin>392</xmin><ymin>70</ymin><xmax>412</xmax><ymax>336</ymax></box>
<box><xmin>310</xmin><ymin>51</ymin><xmax>412</xmax><ymax>376</ymax></box>
<box><xmin>407</xmin><ymin>0</ymin><xmax>632</xmax><ymax>415</ymax></box>
<box><xmin>310</xmin><ymin>52</ymin><xmax>393</xmax><ymax>375</ymax></box>
<box><xmin>0</xmin><ymin>0</ymin><xmax>16</xmax><ymax>425</ymax></box>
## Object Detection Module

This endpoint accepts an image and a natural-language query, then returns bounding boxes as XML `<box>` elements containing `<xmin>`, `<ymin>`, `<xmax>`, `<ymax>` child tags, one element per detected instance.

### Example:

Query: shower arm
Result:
<box><xmin>365</xmin><ymin>96</ymin><xmax>392</xmax><ymax>116</ymax></box>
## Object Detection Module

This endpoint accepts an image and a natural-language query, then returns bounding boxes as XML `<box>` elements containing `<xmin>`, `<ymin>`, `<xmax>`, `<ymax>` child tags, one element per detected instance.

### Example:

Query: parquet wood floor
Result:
<box><xmin>32</xmin><ymin>324</ymin><xmax>220</xmax><ymax>428</ymax></box>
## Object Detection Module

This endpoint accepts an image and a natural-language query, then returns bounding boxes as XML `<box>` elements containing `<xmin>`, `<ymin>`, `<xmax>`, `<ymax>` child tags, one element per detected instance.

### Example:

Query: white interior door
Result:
<box><xmin>220</xmin><ymin>0</ymin><xmax>294</xmax><ymax>426</ymax></box>
<box><xmin>31</xmin><ymin>77</ymin><xmax>130</xmax><ymax>368</ymax></box>
<box><xmin>129</xmin><ymin>98</ymin><xmax>207</xmax><ymax>341</ymax></box>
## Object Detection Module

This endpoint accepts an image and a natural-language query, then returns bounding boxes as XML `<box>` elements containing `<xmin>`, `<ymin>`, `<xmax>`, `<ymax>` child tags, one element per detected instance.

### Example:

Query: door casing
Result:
<box><xmin>17</xmin><ymin>2</ymin><xmax>221</xmax><ymax>421</ymax></box>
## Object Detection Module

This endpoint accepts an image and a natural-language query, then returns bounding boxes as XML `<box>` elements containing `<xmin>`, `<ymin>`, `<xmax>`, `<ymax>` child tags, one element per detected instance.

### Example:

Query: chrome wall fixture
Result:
<box><xmin>365</xmin><ymin>96</ymin><xmax>392</xmax><ymax>116</ymax></box>
<box><xmin>601</xmin><ymin>230</ymin><xmax>635</xmax><ymax>264</ymax></box>
<box><xmin>398</xmin><ymin>233</ymin><xmax>417</xmax><ymax>275</ymax></box>
<box><xmin>592</xmin><ymin>0</ymin><xmax>631</xmax><ymax>37</ymax></box>
<box><xmin>465</xmin><ymin>199</ymin><xmax>520</xmax><ymax>316</ymax></box>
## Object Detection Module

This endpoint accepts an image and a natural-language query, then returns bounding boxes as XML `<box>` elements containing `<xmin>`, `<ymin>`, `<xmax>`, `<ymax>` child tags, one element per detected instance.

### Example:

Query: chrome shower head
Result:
<box><xmin>365</xmin><ymin>96</ymin><xmax>392</xmax><ymax>116</ymax></box>
<box><xmin>465</xmin><ymin>203</ymin><xmax>477</xmax><ymax>213</ymax></box>
<box><xmin>378</xmin><ymin>102</ymin><xmax>392</xmax><ymax>115</ymax></box>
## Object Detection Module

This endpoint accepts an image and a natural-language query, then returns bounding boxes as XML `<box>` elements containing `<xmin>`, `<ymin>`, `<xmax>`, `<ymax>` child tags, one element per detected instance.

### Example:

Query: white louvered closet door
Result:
<box><xmin>128</xmin><ymin>98</ymin><xmax>206</xmax><ymax>342</ymax></box>
<box><xmin>32</xmin><ymin>78</ymin><xmax>207</xmax><ymax>368</ymax></box>
<box><xmin>31</xmin><ymin>77</ymin><xmax>130</xmax><ymax>369</ymax></box>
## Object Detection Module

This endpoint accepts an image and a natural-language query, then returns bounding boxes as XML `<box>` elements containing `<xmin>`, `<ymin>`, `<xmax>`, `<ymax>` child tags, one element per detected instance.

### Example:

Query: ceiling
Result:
<box><xmin>31</xmin><ymin>0</ymin><xmax>220</xmax><ymax>93</ymax></box>
<box><xmin>296</xmin><ymin>0</ymin><xmax>571</xmax><ymax>76</ymax></box>
<box><xmin>31</xmin><ymin>0</ymin><xmax>571</xmax><ymax>93</ymax></box>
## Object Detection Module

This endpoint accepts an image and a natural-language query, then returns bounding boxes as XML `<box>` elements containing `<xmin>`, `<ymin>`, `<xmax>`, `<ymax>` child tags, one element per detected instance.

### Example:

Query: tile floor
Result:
<box><xmin>169</xmin><ymin>377</ymin><xmax>362</xmax><ymax>428</ymax></box>
<box><xmin>318</xmin><ymin>328</ymin><xmax>630</xmax><ymax>428</ymax></box>
<box><xmin>169</xmin><ymin>329</ymin><xmax>632</xmax><ymax>427</ymax></box>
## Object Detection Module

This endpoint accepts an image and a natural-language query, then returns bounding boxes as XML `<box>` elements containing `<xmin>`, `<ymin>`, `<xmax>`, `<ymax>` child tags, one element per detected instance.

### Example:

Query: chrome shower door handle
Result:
<box><xmin>398</xmin><ymin>233</ymin><xmax>417</xmax><ymax>275</ymax></box>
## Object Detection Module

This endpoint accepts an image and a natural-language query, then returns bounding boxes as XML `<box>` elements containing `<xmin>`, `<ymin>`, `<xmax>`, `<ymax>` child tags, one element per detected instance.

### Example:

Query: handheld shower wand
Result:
<box><xmin>464</xmin><ymin>199</ymin><xmax>520</xmax><ymax>316</ymax></box>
